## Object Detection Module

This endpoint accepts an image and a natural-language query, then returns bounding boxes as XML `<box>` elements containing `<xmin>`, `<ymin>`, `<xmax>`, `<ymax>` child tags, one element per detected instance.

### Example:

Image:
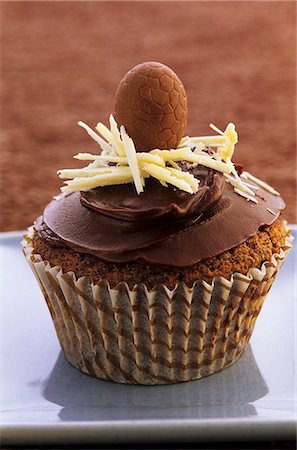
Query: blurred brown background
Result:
<box><xmin>1</xmin><ymin>1</ymin><xmax>296</xmax><ymax>231</ymax></box>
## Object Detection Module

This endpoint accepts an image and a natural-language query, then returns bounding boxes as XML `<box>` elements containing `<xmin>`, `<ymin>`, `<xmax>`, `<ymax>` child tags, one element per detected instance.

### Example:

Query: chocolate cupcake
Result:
<box><xmin>23</xmin><ymin>62</ymin><xmax>292</xmax><ymax>384</ymax></box>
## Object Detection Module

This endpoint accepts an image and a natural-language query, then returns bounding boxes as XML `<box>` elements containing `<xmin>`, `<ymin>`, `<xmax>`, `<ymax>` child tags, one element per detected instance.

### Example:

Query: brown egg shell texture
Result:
<box><xmin>114</xmin><ymin>62</ymin><xmax>188</xmax><ymax>151</ymax></box>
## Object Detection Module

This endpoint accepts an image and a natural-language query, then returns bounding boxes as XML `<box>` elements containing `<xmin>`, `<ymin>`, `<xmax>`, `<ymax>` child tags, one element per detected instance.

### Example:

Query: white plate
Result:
<box><xmin>1</xmin><ymin>230</ymin><xmax>296</xmax><ymax>445</ymax></box>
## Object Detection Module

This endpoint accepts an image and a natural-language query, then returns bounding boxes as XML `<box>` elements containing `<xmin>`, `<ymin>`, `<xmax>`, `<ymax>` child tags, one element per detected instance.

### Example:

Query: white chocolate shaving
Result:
<box><xmin>159</xmin><ymin>180</ymin><xmax>168</xmax><ymax>188</ymax></box>
<box><xmin>242</xmin><ymin>181</ymin><xmax>259</xmax><ymax>190</ymax></box>
<box><xmin>59</xmin><ymin>118</ymin><xmax>236</xmax><ymax>194</ymax></box>
<box><xmin>219</xmin><ymin>123</ymin><xmax>238</xmax><ymax>160</ymax></box>
<box><xmin>74</xmin><ymin>153</ymin><xmax>126</xmax><ymax>163</ymax></box>
<box><xmin>243</xmin><ymin>171</ymin><xmax>280</xmax><ymax>196</ymax></box>
<box><xmin>62</xmin><ymin>167</ymin><xmax>136</xmax><ymax>192</ymax></box>
<box><xmin>267</xmin><ymin>208</ymin><xmax>277</xmax><ymax>216</ymax></box>
<box><xmin>177</xmin><ymin>136</ymin><xmax>191</xmax><ymax>148</ymax></box>
<box><xmin>58</xmin><ymin>167</ymin><xmax>114</xmax><ymax>179</ymax></box>
<box><xmin>225</xmin><ymin>158</ymin><xmax>241</xmax><ymax>184</ymax></box>
<box><xmin>234</xmin><ymin>188</ymin><xmax>258</xmax><ymax>203</ymax></box>
<box><xmin>186</xmin><ymin>154</ymin><xmax>232</xmax><ymax>173</ymax></box>
<box><xmin>167</xmin><ymin>160</ymin><xmax>182</xmax><ymax>170</ymax></box>
<box><xmin>137</xmin><ymin>153</ymin><xmax>165</xmax><ymax>167</ymax></box>
<box><xmin>191</xmin><ymin>136</ymin><xmax>226</xmax><ymax>145</ymax></box>
<box><xmin>120</xmin><ymin>125</ymin><xmax>143</xmax><ymax>194</ymax></box>
<box><xmin>74</xmin><ymin>152</ymin><xmax>164</xmax><ymax>167</ymax></box>
<box><xmin>109</xmin><ymin>114</ymin><xmax>125</xmax><ymax>157</ymax></box>
<box><xmin>141</xmin><ymin>163</ymin><xmax>197</xmax><ymax>194</ymax></box>
<box><xmin>95</xmin><ymin>122</ymin><xmax>113</xmax><ymax>143</ymax></box>
<box><xmin>166</xmin><ymin>166</ymin><xmax>199</xmax><ymax>192</ymax></box>
<box><xmin>78</xmin><ymin>121</ymin><xmax>111</xmax><ymax>153</ymax></box>
<box><xmin>59</xmin><ymin>117</ymin><xmax>278</xmax><ymax>202</ymax></box>
<box><xmin>209</xmin><ymin>123</ymin><xmax>225</xmax><ymax>135</ymax></box>
<box><xmin>193</xmin><ymin>142</ymin><xmax>205</xmax><ymax>154</ymax></box>
<box><xmin>224</xmin><ymin>173</ymin><xmax>255</xmax><ymax>197</ymax></box>
<box><xmin>151</xmin><ymin>148</ymin><xmax>192</xmax><ymax>162</ymax></box>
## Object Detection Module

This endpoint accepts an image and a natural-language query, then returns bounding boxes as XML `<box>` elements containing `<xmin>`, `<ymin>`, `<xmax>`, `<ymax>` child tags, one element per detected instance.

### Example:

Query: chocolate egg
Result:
<box><xmin>114</xmin><ymin>62</ymin><xmax>188</xmax><ymax>151</ymax></box>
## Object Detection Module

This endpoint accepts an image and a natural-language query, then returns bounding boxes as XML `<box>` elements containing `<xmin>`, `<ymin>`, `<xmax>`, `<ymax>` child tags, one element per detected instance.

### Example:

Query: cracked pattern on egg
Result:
<box><xmin>114</xmin><ymin>62</ymin><xmax>188</xmax><ymax>151</ymax></box>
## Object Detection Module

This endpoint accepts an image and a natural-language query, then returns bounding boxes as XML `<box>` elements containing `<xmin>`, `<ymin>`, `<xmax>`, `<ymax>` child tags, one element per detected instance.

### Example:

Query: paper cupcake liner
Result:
<box><xmin>22</xmin><ymin>225</ymin><xmax>293</xmax><ymax>385</ymax></box>
<box><xmin>43</xmin><ymin>343</ymin><xmax>268</xmax><ymax>409</ymax></box>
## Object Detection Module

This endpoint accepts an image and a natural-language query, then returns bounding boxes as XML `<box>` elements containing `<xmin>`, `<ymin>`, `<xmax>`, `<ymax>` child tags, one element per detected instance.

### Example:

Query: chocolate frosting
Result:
<box><xmin>35</xmin><ymin>165</ymin><xmax>285</xmax><ymax>268</ymax></box>
<box><xmin>80</xmin><ymin>165</ymin><xmax>224</xmax><ymax>224</ymax></box>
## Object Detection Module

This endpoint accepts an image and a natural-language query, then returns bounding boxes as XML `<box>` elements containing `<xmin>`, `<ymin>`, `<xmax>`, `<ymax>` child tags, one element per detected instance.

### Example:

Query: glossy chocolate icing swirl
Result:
<box><xmin>80</xmin><ymin>165</ymin><xmax>223</xmax><ymax>225</ymax></box>
<box><xmin>35</xmin><ymin>165</ymin><xmax>285</xmax><ymax>268</ymax></box>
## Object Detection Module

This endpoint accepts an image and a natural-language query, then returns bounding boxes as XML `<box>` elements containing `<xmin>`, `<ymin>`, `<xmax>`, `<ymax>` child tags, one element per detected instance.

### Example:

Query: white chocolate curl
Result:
<box><xmin>58</xmin><ymin>116</ymin><xmax>244</xmax><ymax>196</ymax></box>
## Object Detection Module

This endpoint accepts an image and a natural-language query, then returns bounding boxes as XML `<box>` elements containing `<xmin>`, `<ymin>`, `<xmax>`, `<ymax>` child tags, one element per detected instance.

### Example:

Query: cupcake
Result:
<box><xmin>23</xmin><ymin>62</ymin><xmax>292</xmax><ymax>385</ymax></box>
